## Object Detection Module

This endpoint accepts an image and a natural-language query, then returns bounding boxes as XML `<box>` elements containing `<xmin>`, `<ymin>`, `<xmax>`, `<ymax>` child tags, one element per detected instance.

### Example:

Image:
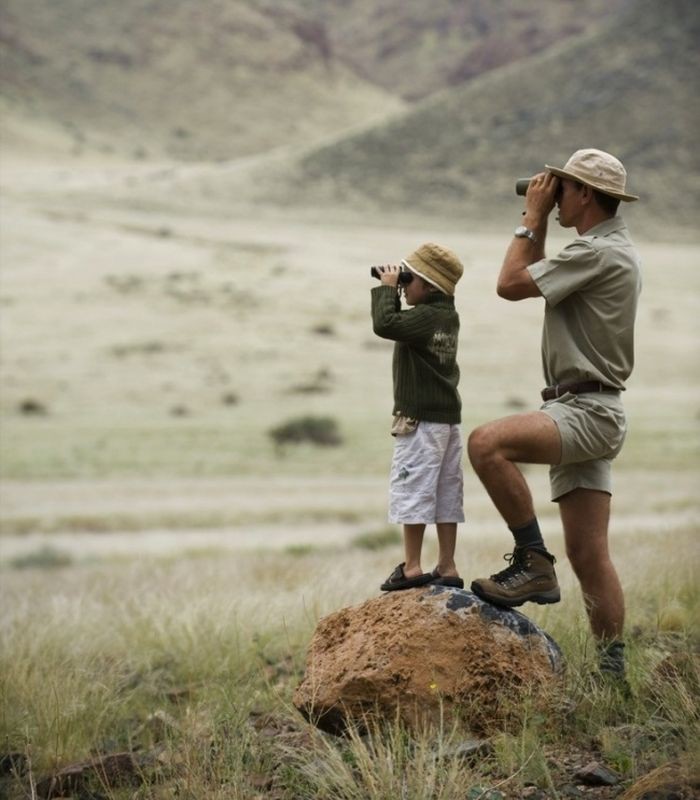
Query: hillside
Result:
<box><xmin>0</xmin><ymin>0</ymin><xmax>626</xmax><ymax>162</ymax></box>
<box><xmin>1</xmin><ymin>0</ymin><xmax>697</xmax><ymax>232</ymax></box>
<box><xmin>0</xmin><ymin>0</ymin><xmax>403</xmax><ymax>161</ymax></box>
<box><xmin>261</xmin><ymin>0</ymin><xmax>628</xmax><ymax>101</ymax></box>
<box><xmin>255</xmin><ymin>0</ymin><xmax>699</xmax><ymax>229</ymax></box>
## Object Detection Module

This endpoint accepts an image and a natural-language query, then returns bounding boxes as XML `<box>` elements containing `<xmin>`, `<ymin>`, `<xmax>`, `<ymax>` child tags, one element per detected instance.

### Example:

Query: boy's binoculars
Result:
<box><xmin>370</xmin><ymin>267</ymin><xmax>414</xmax><ymax>284</ymax></box>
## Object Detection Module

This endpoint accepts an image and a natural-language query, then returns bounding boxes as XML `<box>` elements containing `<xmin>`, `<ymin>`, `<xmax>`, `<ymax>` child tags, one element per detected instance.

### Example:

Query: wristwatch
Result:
<box><xmin>514</xmin><ymin>225</ymin><xmax>537</xmax><ymax>243</ymax></box>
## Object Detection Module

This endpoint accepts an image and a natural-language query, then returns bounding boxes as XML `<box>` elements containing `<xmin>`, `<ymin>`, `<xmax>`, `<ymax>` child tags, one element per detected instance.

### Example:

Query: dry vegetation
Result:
<box><xmin>1</xmin><ymin>0</ymin><xmax>699</xmax><ymax>796</ymax></box>
<box><xmin>1</xmin><ymin>172</ymin><xmax>698</xmax><ymax>797</ymax></box>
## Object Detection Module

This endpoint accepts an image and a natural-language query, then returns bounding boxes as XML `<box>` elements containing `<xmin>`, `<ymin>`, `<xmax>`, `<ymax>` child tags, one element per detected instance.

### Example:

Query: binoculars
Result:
<box><xmin>515</xmin><ymin>178</ymin><xmax>532</xmax><ymax>196</ymax></box>
<box><xmin>515</xmin><ymin>177</ymin><xmax>562</xmax><ymax>201</ymax></box>
<box><xmin>370</xmin><ymin>267</ymin><xmax>414</xmax><ymax>284</ymax></box>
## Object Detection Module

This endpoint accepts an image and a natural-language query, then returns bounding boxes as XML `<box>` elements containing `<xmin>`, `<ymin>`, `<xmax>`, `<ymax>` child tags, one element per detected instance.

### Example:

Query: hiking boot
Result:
<box><xmin>471</xmin><ymin>547</ymin><xmax>560</xmax><ymax>607</ymax></box>
<box><xmin>593</xmin><ymin>640</ymin><xmax>632</xmax><ymax>696</ymax></box>
<box><xmin>599</xmin><ymin>640</ymin><xmax>626</xmax><ymax>677</ymax></box>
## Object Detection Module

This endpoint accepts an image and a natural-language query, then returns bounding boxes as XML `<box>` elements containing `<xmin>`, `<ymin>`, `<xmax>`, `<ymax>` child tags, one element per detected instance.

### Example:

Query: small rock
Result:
<box><xmin>440</xmin><ymin>738</ymin><xmax>493</xmax><ymax>765</ymax></box>
<box><xmin>559</xmin><ymin>785</ymin><xmax>585</xmax><ymax>798</ymax></box>
<box><xmin>521</xmin><ymin>786</ymin><xmax>546</xmax><ymax>798</ymax></box>
<box><xmin>35</xmin><ymin>751</ymin><xmax>144</xmax><ymax>798</ymax></box>
<box><xmin>0</xmin><ymin>752</ymin><xmax>26</xmax><ymax>776</ymax></box>
<box><xmin>466</xmin><ymin>788</ymin><xmax>504</xmax><ymax>800</ymax></box>
<box><xmin>574</xmin><ymin>760</ymin><xmax>620</xmax><ymax>786</ymax></box>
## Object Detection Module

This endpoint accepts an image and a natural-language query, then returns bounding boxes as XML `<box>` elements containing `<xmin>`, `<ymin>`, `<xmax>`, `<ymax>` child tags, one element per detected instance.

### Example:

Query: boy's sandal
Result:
<box><xmin>430</xmin><ymin>569</ymin><xmax>464</xmax><ymax>589</ymax></box>
<box><xmin>380</xmin><ymin>562</ymin><xmax>433</xmax><ymax>591</ymax></box>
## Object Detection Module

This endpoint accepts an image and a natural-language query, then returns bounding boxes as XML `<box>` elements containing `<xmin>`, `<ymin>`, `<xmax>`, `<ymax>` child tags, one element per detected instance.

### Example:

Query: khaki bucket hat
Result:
<box><xmin>545</xmin><ymin>148</ymin><xmax>639</xmax><ymax>202</ymax></box>
<box><xmin>402</xmin><ymin>242</ymin><xmax>464</xmax><ymax>296</ymax></box>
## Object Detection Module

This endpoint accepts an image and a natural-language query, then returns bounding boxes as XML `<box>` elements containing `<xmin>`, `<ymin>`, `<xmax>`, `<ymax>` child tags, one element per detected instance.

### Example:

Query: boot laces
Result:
<box><xmin>490</xmin><ymin>550</ymin><xmax>529</xmax><ymax>585</ymax></box>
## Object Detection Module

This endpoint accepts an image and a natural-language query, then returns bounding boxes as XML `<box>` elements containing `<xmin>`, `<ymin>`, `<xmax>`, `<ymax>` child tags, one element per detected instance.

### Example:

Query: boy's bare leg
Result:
<box><xmin>402</xmin><ymin>524</ymin><xmax>426</xmax><ymax>577</ymax></box>
<box><xmin>436</xmin><ymin>522</ymin><xmax>459</xmax><ymax>577</ymax></box>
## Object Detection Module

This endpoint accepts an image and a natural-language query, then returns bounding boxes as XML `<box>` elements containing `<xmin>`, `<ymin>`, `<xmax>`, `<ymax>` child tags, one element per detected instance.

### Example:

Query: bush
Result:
<box><xmin>269</xmin><ymin>416</ymin><xmax>342</xmax><ymax>448</ymax></box>
<box><xmin>10</xmin><ymin>546</ymin><xmax>73</xmax><ymax>570</ymax></box>
<box><xmin>351</xmin><ymin>527</ymin><xmax>402</xmax><ymax>551</ymax></box>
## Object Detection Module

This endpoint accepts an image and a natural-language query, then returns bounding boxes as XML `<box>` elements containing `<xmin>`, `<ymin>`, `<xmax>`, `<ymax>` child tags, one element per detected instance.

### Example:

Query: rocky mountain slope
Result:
<box><xmin>269</xmin><ymin>0</ymin><xmax>699</xmax><ymax>227</ymax></box>
<box><xmin>1</xmin><ymin>0</ymin><xmax>696</xmax><ymax>228</ymax></box>
<box><xmin>1</xmin><ymin>0</ymin><xmax>626</xmax><ymax>160</ymax></box>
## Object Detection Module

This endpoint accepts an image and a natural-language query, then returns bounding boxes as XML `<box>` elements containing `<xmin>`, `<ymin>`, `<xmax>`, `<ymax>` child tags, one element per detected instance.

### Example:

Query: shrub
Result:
<box><xmin>10</xmin><ymin>546</ymin><xmax>73</xmax><ymax>570</ymax></box>
<box><xmin>351</xmin><ymin>527</ymin><xmax>402</xmax><ymax>551</ymax></box>
<box><xmin>269</xmin><ymin>416</ymin><xmax>342</xmax><ymax>448</ymax></box>
<box><xmin>18</xmin><ymin>398</ymin><xmax>48</xmax><ymax>416</ymax></box>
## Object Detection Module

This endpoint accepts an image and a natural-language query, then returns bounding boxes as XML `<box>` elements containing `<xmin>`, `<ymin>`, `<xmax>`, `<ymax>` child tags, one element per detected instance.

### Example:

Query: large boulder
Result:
<box><xmin>294</xmin><ymin>585</ymin><xmax>563</xmax><ymax>735</ymax></box>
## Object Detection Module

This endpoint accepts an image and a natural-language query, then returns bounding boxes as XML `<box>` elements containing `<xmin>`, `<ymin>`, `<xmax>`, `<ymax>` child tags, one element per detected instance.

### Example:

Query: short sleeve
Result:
<box><xmin>527</xmin><ymin>239</ymin><xmax>602</xmax><ymax>307</ymax></box>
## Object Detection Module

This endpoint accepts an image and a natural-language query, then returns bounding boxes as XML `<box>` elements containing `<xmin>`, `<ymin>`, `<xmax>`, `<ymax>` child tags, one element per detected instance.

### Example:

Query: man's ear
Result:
<box><xmin>580</xmin><ymin>183</ymin><xmax>594</xmax><ymax>205</ymax></box>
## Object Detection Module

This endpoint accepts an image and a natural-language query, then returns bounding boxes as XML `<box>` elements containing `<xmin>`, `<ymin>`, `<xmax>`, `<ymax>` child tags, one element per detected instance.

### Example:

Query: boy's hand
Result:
<box><xmin>376</xmin><ymin>265</ymin><xmax>400</xmax><ymax>287</ymax></box>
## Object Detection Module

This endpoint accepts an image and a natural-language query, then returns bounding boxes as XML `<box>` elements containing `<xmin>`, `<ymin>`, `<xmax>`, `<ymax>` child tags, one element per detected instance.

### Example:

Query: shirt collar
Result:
<box><xmin>582</xmin><ymin>215</ymin><xmax>627</xmax><ymax>238</ymax></box>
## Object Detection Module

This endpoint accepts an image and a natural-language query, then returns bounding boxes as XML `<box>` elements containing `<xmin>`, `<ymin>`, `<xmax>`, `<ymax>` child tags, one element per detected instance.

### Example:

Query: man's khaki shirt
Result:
<box><xmin>527</xmin><ymin>216</ymin><xmax>642</xmax><ymax>390</ymax></box>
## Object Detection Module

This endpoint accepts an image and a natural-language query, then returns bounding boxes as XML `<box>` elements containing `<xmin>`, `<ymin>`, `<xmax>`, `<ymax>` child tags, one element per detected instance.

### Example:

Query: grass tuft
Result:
<box><xmin>350</xmin><ymin>526</ymin><xmax>402</xmax><ymax>551</ymax></box>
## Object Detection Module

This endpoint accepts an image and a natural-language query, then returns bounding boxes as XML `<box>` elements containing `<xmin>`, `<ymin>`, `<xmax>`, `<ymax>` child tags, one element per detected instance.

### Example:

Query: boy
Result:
<box><xmin>371</xmin><ymin>242</ymin><xmax>465</xmax><ymax>591</ymax></box>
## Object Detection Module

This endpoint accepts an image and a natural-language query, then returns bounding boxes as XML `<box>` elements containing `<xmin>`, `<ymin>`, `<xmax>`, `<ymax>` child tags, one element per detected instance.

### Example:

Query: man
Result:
<box><xmin>468</xmin><ymin>148</ymin><xmax>641</xmax><ymax>679</ymax></box>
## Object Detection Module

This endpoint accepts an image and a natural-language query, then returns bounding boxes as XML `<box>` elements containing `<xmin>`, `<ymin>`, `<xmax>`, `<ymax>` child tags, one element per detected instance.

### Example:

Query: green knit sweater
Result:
<box><xmin>371</xmin><ymin>285</ymin><xmax>461</xmax><ymax>424</ymax></box>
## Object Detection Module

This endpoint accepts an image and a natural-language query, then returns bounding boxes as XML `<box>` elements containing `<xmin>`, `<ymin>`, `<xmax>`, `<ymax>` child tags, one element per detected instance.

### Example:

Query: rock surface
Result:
<box><xmin>294</xmin><ymin>585</ymin><xmax>563</xmax><ymax>734</ymax></box>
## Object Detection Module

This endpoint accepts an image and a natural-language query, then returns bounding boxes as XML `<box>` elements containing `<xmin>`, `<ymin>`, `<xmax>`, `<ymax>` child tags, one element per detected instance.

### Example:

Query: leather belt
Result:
<box><xmin>541</xmin><ymin>381</ymin><xmax>620</xmax><ymax>401</ymax></box>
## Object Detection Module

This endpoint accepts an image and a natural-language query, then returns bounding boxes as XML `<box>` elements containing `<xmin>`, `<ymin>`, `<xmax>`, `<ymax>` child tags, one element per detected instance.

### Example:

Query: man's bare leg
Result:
<box><xmin>559</xmin><ymin>488</ymin><xmax>624</xmax><ymax>641</ymax></box>
<box><xmin>467</xmin><ymin>412</ymin><xmax>562</xmax><ymax>525</ymax></box>
<box><xmin>468</xmin><ymin>412</ymin><xmax>562</xmax><ymax>606</ymax></box>
<box><xmin>435</xmin><ymin>522</ymin><xmax>459</xmax><ymax>577</ymax></box>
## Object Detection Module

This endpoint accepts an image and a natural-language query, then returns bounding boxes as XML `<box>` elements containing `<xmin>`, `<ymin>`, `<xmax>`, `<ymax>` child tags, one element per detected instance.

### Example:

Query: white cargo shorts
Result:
<box><xmin>388</xmin><ymin>421</ymin><xmax>465</xmax><ymax>525</ymax></box>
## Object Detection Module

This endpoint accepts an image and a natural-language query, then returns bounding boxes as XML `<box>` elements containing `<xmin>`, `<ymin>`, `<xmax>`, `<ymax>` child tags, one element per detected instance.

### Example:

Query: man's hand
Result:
<box><xmin>524</xmin><ymin>171</ymin><xmax>559</xmax><ymax>224</ymax></box>
<box><xmin>496</xmin><ymin>173</ymin><xmax>556</xmax><ymax>302</ymax></box>
<box><xmin>377</xmin><ymin>264</ymin><xmax>400</xmax><ymax>288</ymax></box>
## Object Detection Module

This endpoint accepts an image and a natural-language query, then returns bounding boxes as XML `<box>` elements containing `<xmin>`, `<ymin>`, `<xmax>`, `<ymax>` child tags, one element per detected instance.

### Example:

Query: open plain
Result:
<box><xmin>1</xmin><ymin>151</ymin><xmax>699</xmax><ymax>798</ymax></box>
<box><xmin>1</xmin><ymin>0</ymin><xmax>699</xmax><ymax>796</ymax></box>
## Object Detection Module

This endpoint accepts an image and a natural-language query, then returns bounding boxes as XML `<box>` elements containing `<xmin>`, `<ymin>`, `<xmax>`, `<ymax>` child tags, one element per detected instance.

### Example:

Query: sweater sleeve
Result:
<box><xmin>371</xmin><ymin>285</ymin><xmax>436</xmax><ymax>343</ymax></box>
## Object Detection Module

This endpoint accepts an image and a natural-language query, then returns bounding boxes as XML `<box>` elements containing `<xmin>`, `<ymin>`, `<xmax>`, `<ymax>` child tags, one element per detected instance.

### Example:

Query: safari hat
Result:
<box><xmin>402</xmin><ymin>242</ymin><xmax>464</xmax><ymax>296</ymax></box>
<box><xmin>545</xmin><ymin>148</ymin><xmax>639</xmax><ymax>202</ymax></box>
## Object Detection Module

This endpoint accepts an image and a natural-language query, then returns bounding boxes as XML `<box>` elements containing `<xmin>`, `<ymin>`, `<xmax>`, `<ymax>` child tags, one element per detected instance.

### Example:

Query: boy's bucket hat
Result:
<box><xmin>402</xmin><ymin>243</ymin><xmax>464</xmax><ymax>296</ymax></box>
<box><xmin>545</xmin><ymin>148</ymin><xmax>639</xmax><ymax>201</ymax></box>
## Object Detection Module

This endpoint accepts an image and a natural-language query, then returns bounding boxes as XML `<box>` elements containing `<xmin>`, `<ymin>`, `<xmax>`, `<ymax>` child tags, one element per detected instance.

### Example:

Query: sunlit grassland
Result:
<box><xmin>1</xmin><ymin>523</ymin><xmax>698</xmax><ymax>798</ymax></box>
<box><xmin>1</xmin><ymin>204</ymin><xmax>698</xmax><ymax>483</ymax></box>
<box><xmin>0</xmin><ymin>197</ymin><xmax>698</xmax><ymax>796</ymax></box>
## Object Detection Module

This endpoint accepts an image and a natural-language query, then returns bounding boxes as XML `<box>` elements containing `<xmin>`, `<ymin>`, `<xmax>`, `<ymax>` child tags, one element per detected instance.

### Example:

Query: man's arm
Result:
<box><xmin>497</xmin><ymin>172</ymin><xmax>558</xmax><ymax>301</ymax></box>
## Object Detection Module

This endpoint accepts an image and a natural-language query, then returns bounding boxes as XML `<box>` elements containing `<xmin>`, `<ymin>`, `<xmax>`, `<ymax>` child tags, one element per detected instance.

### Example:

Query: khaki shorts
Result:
<box><xmin>540</xmin><ymin>392</ymin><xmax>627</xmax><ymax>502</ymax></box>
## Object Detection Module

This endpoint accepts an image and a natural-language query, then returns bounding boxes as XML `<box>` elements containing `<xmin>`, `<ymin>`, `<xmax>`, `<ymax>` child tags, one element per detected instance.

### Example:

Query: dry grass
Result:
<box><xmin>0</xmin><ymin>525</ymin><xmax>698</xmax><ymax>798</ymax></box>
<box><xmin>0</xmin><ymin>129</ymin><xmax>698</xmax><ymax>797</ymax></box>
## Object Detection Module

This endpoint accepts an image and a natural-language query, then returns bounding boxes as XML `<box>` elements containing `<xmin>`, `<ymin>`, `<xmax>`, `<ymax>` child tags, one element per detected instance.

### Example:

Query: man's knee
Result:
<box><xmin>467</xmin><ymin>424</ymin><xmax>497</xmax><ymax>466</ymax></box>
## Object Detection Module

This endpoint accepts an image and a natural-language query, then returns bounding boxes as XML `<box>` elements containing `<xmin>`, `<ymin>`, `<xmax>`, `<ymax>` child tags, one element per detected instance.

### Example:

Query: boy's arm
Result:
<box><xmin>371</xmin><ymin>285</ymin><xmax>434</xmax><ymax>343</ymax></box>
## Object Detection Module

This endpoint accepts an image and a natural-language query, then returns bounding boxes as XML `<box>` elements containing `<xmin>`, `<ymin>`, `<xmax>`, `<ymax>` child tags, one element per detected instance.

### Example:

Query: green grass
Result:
<box><xmin>1</xmin><ymin>542</ymin><xmax>698</xmax><ymax>799</ymax></box>
<box><xmin>2</xmin><ymin>410</ymin><xmax>698</xmax><ymax>481</ymax></box>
